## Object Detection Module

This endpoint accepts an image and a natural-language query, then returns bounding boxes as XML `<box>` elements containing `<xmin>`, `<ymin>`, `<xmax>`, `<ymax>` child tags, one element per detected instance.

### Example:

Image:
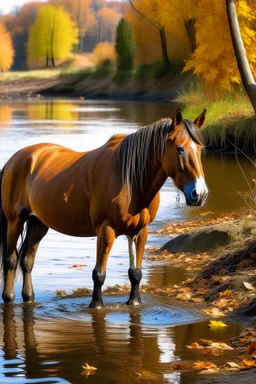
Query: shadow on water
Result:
<box><xmin>0</xmin><ymin>299</ymin><xmax>241</xmax><ymax>384</ymax></box>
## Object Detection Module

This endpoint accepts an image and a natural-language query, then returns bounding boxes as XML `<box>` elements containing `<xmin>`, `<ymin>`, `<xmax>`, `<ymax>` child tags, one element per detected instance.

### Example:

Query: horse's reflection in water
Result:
<box><xmin>2</xmin><ymin>304</ymin><xmax>43</xmax><ymax>379</ymax></box>
<box><xmin>0</xmin><ymin>303</ymin><xmax>181</xmax><ymax>383</ymax></box>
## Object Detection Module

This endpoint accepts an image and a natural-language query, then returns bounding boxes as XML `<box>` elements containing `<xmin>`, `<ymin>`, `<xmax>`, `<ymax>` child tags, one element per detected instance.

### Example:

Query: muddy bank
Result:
<box><xmin>0</xmin><ymin>71</ymin><xmax>192</xmax><ymax>101</ymax></box>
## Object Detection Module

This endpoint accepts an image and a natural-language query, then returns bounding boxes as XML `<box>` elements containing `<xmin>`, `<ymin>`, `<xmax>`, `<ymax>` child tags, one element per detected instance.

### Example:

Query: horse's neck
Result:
<box><xmin>136</xmin><ymin>158</ymin><xmax>167</xmax><ymax>204</ymax></box>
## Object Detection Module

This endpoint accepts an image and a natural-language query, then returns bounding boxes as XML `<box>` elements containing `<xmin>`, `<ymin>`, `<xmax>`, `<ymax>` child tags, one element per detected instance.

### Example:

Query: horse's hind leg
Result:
<box><xmin>20</xmin><ymin>216</ymin><xmax>48</xmax><ymax>302</ymax></box>
<box><xmin>2</xmin><ymin>220</ymin><xmax>24</xmax><ymax>303</ymax></box>
<box><xmin>126</xmin><ymin>226</ymin><xmax>148</xmax><ymax>306</ymax></box>
<box><xmin>89</xmin><ymin>221</ymin><xmax>116</xmax><ymax>308</ymax></box>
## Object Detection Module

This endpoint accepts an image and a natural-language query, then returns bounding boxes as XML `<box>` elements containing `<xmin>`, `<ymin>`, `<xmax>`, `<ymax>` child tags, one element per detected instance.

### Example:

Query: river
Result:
<box><xmin>0</xmin><ymin>98</ymin><xmax>252</xmax><ymax>384</ymax></box>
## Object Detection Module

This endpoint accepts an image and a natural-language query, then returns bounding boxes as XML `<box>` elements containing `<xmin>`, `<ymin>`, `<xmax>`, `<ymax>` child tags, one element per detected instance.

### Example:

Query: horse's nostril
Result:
<box><xmin>190</xmin><ymin>189</ymin><xmax>198</xmax><ymax>201</ymax></box>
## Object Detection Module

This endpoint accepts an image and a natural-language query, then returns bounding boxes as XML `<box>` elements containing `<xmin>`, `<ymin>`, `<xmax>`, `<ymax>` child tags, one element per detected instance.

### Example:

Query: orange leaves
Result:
<box><xmin>68</xmin><ymin>264</ymin><xmax>86</xmax><ymax>269</ymax></box>
<box><xmin>187</xmin><ymin>339</ymin><xmax>233</xmax><ymax>351</ymax></box>
<box><xmin>0</xmin><ymin>23</ymin><xmax>14</xmax><ymax>71</ymax></box>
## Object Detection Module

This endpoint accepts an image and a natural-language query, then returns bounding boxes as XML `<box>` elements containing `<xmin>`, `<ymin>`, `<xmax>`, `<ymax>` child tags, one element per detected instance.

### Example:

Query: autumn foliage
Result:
<box><xmin>0</xmin><ymin>23</ymin><xmax>14</xmax><ymax>72</ymax></box>
<box><xmin>184</xmin><ymin>0</ymin><xmax>256</xmax><ymax>91</ymax></box>
<box><xmin>92</xmin><ymin>42</ymin><xmax>116</xmax><ymax>67</ymax></box>
<box><xmin>27</xmin><ymin>4</ymin><xmax>78</xmax><ymax>68</ymax></box>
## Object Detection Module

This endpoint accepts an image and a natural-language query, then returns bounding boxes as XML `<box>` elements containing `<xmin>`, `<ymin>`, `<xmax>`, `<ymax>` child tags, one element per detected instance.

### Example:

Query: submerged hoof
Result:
<box><xmin>22</xmin><ymin>292</ymin><xmax>35</xmax><ymax>303</ymax></box>
<box><xmin>89</xmin><ymin>300</ymin><xmax>104</xmax><ymax>309</ymax></box>
<box><xmin>125</xmin><ymin>298</ymin><xmax>142</xmax><ymax>306</ymax></box>
<box><xmin>2</xmin><ymin>291</ymin><xmax>15</xmax><ymax>303</ymax></box>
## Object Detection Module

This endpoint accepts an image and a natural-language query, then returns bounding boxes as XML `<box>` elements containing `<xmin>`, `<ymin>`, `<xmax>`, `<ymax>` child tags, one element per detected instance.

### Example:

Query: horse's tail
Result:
<box><xmin>0</xmin><ymin>167</ymin><xmax>8</xmax><ymax>273</ymax></box>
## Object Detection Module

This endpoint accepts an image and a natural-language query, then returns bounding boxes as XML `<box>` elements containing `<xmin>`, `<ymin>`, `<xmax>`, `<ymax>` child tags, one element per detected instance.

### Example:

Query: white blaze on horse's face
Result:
<box><xmin>163</xmin><ymin>108</ymin><xmax>209</xmax><ymax>207</ymax></box>
<box><xmin>182</xmin><ymin>140</ymin><xmax>209</xmax><ymax>206</ymax></box>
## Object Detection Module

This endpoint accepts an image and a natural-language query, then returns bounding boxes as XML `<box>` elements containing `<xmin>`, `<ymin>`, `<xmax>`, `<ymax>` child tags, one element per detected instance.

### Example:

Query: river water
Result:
<box><xmin>0</xmin><ymin>98</ymin><xmax>252</xmax><ymax>383</ymax></box>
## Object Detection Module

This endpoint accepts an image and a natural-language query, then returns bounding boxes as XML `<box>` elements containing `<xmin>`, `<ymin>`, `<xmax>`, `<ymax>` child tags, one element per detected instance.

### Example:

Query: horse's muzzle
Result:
<box><xmin>184</xmin><ymin>182</ymin><xmax>208</xmax><ymax>206</ymax></box>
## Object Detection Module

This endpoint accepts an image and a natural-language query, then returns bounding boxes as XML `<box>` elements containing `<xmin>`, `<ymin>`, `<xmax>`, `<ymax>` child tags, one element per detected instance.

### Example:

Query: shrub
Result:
<box><xmin>92</xmin><ymin>42</ymin><xmax>116</xmax><ymax>68</ymax></box>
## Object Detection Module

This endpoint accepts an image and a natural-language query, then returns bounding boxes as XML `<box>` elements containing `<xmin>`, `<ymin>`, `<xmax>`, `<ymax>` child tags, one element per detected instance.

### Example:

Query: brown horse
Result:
<box><xmin>0</xmin><ymin>108</ymin><xmax>208</xmax><ymax>307</ymax></box>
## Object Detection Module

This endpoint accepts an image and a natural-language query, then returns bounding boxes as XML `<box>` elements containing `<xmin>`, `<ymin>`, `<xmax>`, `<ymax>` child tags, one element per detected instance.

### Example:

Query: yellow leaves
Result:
<box><xmin>81</xmin><ymin>363</ymin><xmax>97</xmax><ymax>376</ymax></box>
<box><xmin>92</xmin><ymin>42</ymin><xmax>117</xmax><ymax>67</ymax></box>
<box><xmin>193</xmin><ymin>361</ymin><xmax>218</xmax><ymax>373</ymax></box>
<box><xmin>240</xmin><ymin>359</ymin><xmax>256</xmax><ymax>369</ymax></box>
<box><xmin>27</xmin><ymin>4</ymin><xmax>78</xmax><ymax>69</ymax></box>
<box><xmin>184</xmin><ymin>0</ymin><xmax>256</xmax><ymax>91</ymax></box>
<box><xmin>209</xmin><ymin>320</ymin><xmax>227</xmax><ymax>329</ymax></box>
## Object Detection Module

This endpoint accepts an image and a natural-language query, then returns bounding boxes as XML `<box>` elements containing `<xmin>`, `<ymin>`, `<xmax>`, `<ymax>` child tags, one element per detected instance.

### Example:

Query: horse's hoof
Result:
<box><xmin>22</xmin><ymin>291</ymin><xmax>35</xmax><ymax>303</ymax></box>
<box><xmin>125</xmin><ymin>298</ymin><xmax>142</xmax><ymax>306</ymax></box>
<box><xmin>2</xmin><ymin>292</ymin><xmax>15</xmax><ymax>303</ymax></box>
<box><xmin>89</xmin><ymin>300</ymin><xmax>104</xmax><ymax>309</ymax></box>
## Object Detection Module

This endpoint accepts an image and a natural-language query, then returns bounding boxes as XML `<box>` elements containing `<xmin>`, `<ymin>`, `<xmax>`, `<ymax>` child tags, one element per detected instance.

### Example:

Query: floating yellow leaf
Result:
<box><xmin>209</xmin><ymin>320</ymin><xmax>227</xmax><ymax>329</ymax></box>
<box><xmin>81</xmin><ymin>363</ymin><xmax>97</xmax><ymax>376</ymax></box>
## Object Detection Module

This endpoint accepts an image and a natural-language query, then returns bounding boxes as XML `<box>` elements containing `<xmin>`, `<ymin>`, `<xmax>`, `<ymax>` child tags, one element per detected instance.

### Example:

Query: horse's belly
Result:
<box><xmin>32</xmin><ymin>208</ymin><xmax>96</xmax><ymax>237</ymax></box>
<box><xmin>29</xmin><ymin>192</ymin><xmax>96</xmax><ymax>237</ymax></box>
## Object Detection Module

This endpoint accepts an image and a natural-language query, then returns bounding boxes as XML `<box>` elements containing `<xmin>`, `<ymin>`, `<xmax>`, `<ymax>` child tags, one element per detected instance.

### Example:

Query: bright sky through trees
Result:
<box><xmin>0</xmin><ymin>0</ymin><xmax>45</xmax><ymax>14</ymax></box>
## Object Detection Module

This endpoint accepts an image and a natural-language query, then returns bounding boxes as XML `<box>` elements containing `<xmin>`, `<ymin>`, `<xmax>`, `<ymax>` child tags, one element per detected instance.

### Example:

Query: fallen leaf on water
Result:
<box><xmin>68</xmin><ymin>264</ymin><xmax>86</xmax><ymax>269</ymax></box>
<box><xmin>81</xmin><ymin>363</ymin><xmax>97</xmax><ymax>376</ymax></box>
<box><xmin>241</xmin><ymin>359</ymin><xmax>256</xmax><ymax>369</ymax></box>
<box><xmin>193</xmin><ymin>361</ymin><xmax>217</xmax><ymax>370</ymax></box>
<box><xmin>243</xmin><ymin>282</ymin><xmax>255</xmax><ymax>290</ymax></box>
<box><xmin>170</xmin><ymin>361</ymin><xmax>193</xmax><ymax>370</ymax></box>
<box><xmin>135</xmin><ymin>370</ymin><xmax>160</xmax><ymax>380</ymax></box>
<box><xmin>209</xmin><ymin>320</ymin><xmax>227</xmax><ymax>329</ymax></box>
<box><xmin>197</xmin><ymin>368</ymin><xmax>220</xmax><ymax>375</ymax></box>
<box><xmin>187</xmin><ymin>340</ymin><xmax>232</xmax><ymax>350</ymax></box>
<box><xmin>202</xmin><ymin>308</ymin><xmax>225</xmax><ymax>318</ymax></box>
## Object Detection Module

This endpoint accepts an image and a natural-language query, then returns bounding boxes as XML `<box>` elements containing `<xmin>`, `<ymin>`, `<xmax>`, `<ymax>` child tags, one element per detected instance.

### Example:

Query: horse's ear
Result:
<box><xmin>172</xmin><ymin>108</ymin><xmax>183</xmax><ymax>127</ymax></box>
<box><xmin>194</xmin><ymin>109</ymin><xmax>206</xmax><ymax>129</ymax></box>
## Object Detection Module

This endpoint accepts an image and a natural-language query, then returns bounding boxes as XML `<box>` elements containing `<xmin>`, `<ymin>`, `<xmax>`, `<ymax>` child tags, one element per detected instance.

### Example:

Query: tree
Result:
<box><xmin>184</xmin><ymin>0</ymin><xmax>256</xmax><ymax>93</ymax></box>
<box><xmin>128</xmin><ymin>0</ymin><xmax>170</xmax><ymax>65</ymax></box>
<box><xmin>1</xmin><ymin>2</ymin><xmax>43</xmax><ymax>69</ymax></box>
<box><xmin>115</xmin><ymin>18</ymin><xmax>135</xmax><ymax>71</ymax></box>
<box><xmin>27</xmin><ymin>4</ymin><xmax>78</xmax><ymax>68</ymax></box>
<box><xmin>226</xmin><ymin>0</ymin><xmax>256</xmax><ymax>113</ymax></box>
<box><xmin>0</xmin><ymin>22</ymin><xmax>14</xmax><ymax>71</ymax></box>
<box><xmin>50</xmin><ymin>0</ymin><xmax>96</xmax><ymax>51</ymax></box>
<box><xmin>97</xmin><ymin>7</ymin><xmax>121</xmax><ymax>42</ymax></box>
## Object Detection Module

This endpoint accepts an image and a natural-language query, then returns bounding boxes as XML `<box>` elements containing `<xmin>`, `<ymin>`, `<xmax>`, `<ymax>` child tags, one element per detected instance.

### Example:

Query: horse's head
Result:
<box><xmin>162</xmin><ymin>108</ymin><xmax>208</xmax><ymax>206</ymax></box>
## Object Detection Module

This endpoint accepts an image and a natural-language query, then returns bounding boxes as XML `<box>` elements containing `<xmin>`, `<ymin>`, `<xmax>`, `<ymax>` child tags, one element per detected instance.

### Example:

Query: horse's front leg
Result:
<box><xmin>126</xmin><ymin>226</ymin><xmax>148</xmax><ymax>306</ymax></box>
<box><xmin>89</xmin><ymin>221</ymin><xmax>116</xmax><ymax>309</ymax></box>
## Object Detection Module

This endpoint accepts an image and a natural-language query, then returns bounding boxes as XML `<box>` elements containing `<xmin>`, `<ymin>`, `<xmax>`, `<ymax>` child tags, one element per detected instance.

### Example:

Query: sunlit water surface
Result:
<box><xmin>0</xmin><ymin>99</ymin><xmax>251</xmax><ymax>383</ymax></box>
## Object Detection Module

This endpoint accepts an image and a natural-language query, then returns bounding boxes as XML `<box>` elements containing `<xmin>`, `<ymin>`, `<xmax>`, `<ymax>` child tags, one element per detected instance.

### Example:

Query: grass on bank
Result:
<box><xmin>176</xmin><ymin>81</ymin><xmax>256</xmax><ymax>153</ymax></box>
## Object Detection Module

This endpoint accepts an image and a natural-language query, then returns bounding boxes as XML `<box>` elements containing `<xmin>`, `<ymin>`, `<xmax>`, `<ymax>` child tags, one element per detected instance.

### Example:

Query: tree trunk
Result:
<box><xmin>159</xmin><ymin>26</ymin><xmax>170</xmax><ymax>65</ymax></box>
<box><xmin>51</xmin><ymin>25</ymin><xmax>55</xmax><ymax>67</ymax></box>
<box><xmin>46</xmin><ymin>51</ymin><xmax>49</xmax><ymax>68</ymax></box>
<box><xmin>184</xmin><ymin>18</ymin><xmax>196</xmax><ymax>54</ymax></box>
<box><xmin>226</xmin><ymin>0</ymin><xmax>256</xmax><ymax>113</ymax></box>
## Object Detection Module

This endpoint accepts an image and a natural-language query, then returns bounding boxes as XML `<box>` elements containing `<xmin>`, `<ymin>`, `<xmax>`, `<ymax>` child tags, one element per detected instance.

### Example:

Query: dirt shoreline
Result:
<box><xmin>0</xmin><ymin>72</ymin><xmax>192</xmax><ymax>102</ymax></box>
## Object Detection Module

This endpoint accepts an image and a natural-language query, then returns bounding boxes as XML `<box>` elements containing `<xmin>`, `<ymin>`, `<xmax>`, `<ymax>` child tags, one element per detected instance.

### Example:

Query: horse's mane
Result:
<box><xmin>116</xmin><ymin>117</ymin><xmax>203</xmax><ymax>194</ymax></box>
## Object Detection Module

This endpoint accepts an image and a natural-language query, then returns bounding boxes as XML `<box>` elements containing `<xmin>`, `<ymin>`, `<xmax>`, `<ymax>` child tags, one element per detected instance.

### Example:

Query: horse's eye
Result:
<box><xmin>177</xmin><ymin>146</ymin><xmax>184</xmax><ymax>154</ymax></box>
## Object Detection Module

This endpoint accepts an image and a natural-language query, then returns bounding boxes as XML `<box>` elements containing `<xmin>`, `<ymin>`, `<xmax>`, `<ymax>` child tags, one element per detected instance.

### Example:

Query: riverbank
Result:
<box><xmin>1</xmin><ymin>68</ymin><xmax>255</xmax><ymax>154</ymax></box>
<box><xmin>0</xmin><ymin>68</ymin><xmax>193</xmax><ymax>102</ymax></box>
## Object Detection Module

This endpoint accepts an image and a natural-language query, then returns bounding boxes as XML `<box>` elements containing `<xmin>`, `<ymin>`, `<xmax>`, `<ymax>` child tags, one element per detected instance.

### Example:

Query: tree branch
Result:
<box><xmin>128</xmin><ymin>0</ymin><xmax>159</xmax><ymax>30</ymax></box>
